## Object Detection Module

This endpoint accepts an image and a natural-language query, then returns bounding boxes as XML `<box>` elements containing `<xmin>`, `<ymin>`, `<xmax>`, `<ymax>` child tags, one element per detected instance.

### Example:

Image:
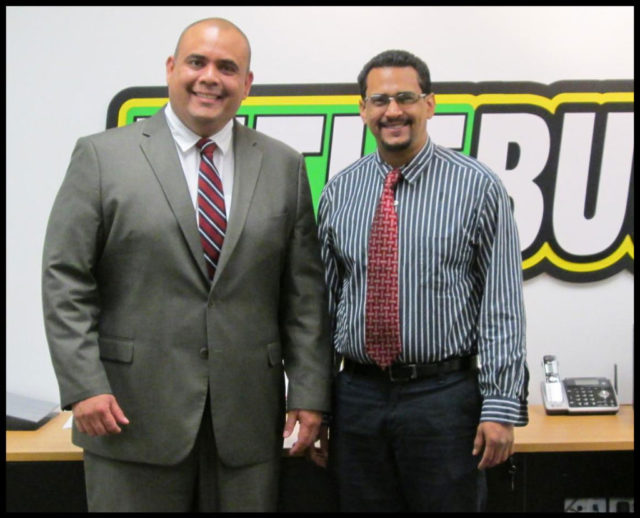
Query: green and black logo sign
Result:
<box><xmin>107</xmin><ymin>81</ymin><xmax>634</xmax><ymax>283</ymax></box>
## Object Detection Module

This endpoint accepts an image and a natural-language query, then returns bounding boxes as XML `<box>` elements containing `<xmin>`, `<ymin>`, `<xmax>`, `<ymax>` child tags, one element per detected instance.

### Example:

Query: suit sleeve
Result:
<box><xmin>42</xmin><ymin>137</ymin><xmax>112</xmax><ymax>410</ymax></box>
<box><xmin>279</xmin><ymin>156</ymin><xmax>332</xmax><ymax>413</ymax></box>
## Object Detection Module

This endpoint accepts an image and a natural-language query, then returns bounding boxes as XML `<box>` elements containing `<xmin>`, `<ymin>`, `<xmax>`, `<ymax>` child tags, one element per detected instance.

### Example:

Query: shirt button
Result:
<box><xmin>199</xmin><ymin>347</ymin><xmax>209</xmax><ymax>359</ymax></box>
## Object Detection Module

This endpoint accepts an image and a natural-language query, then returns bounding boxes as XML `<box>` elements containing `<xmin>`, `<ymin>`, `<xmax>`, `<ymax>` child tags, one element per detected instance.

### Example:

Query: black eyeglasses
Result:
<box><xmin>364</xmin><ymin>91</ymin><xmax>428</xmax><ymax>107</ymax></box>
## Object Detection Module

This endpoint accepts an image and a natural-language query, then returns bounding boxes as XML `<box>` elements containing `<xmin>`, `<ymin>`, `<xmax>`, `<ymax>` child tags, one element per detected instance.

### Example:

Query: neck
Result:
<box><xmin>379</xmin><ymin>145</ymin><xmax>422</xmax><ymax>168</ymax></box>
<box><xmin>380</xmin><ymin>151</ymin><xmax>413</xmax><ymax>168</ymax></box>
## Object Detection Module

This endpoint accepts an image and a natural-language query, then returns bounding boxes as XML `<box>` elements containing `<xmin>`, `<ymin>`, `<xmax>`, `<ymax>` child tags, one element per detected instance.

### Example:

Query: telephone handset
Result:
<box><xmin>541</xmin><ymin>355</ymin><xmax>619</xmax><ymax>415</ymax></box>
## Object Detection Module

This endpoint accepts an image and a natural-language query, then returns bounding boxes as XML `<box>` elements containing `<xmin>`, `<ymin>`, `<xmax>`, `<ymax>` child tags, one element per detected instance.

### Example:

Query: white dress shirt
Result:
<box><xmin>164</xmin><ymin>102</ymin><xmax>234</xmax><ymax>219</ymax></box>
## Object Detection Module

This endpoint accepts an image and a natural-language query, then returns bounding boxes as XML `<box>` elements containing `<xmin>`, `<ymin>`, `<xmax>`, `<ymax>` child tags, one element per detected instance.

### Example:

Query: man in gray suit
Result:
<box><xmin>42</xmin><ymin>17</ymin><xmax>331</xmax><ymax>512</ymax></box>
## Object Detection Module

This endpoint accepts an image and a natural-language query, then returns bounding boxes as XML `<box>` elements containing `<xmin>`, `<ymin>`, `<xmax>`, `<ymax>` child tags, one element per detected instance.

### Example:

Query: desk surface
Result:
<box><xmin>514</xmin><ymin>404</ymin><xmax>634</xmax><ymax>452</ymax></box>
<box><xmin>7</xmin><ymin>412</ymin><xmax>81</xmax><ymax>461</ymax></box>
<box><xmin>6</xmin><ymin>405</ymin><xmax>634</xmax><ymax>462</ymax></box>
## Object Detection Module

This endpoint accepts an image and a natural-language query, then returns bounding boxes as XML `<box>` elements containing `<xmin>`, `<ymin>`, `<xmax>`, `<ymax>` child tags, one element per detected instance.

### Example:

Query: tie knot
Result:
<box><xmin>196</xmin><ymin>138</ymin><xmax>216</xmax><ymax>159</ymax></box>
<box><xmin>385</xmin><ymin>168</ymin><xmax>402</xmax><ymax>190</ymax></box>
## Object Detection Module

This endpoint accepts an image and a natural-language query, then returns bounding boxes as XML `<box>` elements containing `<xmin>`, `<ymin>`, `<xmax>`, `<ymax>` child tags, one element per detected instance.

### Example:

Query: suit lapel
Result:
<box><xmin>139</xmin><ymin>111</ymin><xmax>209</xmax><ymax>281</ymax></box>
<box><xmin>212</xmin><ymin>122</ymin><xmax>263</xmax><ymax>289</ymax></box>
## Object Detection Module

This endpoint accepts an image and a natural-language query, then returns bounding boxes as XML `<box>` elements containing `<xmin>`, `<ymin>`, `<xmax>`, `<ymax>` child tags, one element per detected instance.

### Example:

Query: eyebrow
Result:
<box><xmin>185</xmin><ymin>54</ymin><xmax>239</xmax><ymax>69</ymax></box>
<box><xmin>217</xmin><ymin>58</ymin><xmax>240</xmax><ymax>71</ymax></box>
<box><xmin>370</xmin><ymin>91</ymin><xmax>419</xmax><ymax>96</ymax></box>
<box><xmin>185</xmin><ymin>53</ymin><xmax>207</xmax><ymax>62</ymax></box>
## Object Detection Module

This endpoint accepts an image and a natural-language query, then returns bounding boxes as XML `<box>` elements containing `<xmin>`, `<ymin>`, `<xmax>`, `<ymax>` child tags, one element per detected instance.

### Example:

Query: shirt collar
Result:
<box><xmin>374</xmin><ymin>137</ymin><xmax>435</xmax><ymax>184</ymax></box>
<box><xmin>164</xmin><ymin>102</ymin><xmax>233</xmax><ymax>156</ymax></box>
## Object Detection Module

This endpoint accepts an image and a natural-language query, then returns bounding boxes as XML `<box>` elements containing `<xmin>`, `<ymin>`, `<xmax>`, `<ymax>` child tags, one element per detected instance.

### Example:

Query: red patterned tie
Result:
<box><xmin>196</xmin><ymin>138</ymin><xmax>226</xmax><ymax>281</ymax></box>
<box><xmin>365</xmin><ymin>168</ymin><xmax>403</xmax><ymax>368</ymax></box>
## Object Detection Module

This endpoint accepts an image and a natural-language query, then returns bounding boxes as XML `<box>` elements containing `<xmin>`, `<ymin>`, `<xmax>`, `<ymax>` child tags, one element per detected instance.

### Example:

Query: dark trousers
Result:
<box><xmin>329</xmin><ymin>367</ymin><xmax>487</xmax><ymax>512</ymax></box>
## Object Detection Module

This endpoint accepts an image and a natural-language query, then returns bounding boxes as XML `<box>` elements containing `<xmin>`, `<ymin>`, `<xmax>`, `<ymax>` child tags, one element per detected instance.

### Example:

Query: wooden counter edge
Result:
<box><xmin>7</xmin><ymin>450</ymin><xmax>84</xmax><ymax>462</ymax></box>
<box><xmin>514</xmin><ymin>440</ymin><xmax>635</xmax><ymax>453</ymax></box>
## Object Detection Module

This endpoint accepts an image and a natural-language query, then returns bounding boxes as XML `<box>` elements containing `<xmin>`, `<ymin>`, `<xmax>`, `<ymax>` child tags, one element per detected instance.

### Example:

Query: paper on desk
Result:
<box><xmin>283</xmin><ymin>422</ymin><xmax>298</xmax><ymax>449</ymax></box>
<box><xmin>64</xmin><ymin>415</ymin><xmax>73</xmax><ymax>429</ymax></box>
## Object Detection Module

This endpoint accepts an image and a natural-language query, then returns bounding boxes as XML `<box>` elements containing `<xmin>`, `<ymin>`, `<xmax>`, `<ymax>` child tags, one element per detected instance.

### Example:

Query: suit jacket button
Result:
<box><xmin>199</xmin><ymin>347</ymin><xmax>209</xmax><ymax>359</ymax></box>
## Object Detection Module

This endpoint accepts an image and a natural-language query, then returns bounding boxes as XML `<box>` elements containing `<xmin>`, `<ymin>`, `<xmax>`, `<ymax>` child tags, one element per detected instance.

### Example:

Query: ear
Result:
<box><xmin>165</xmin><ymin>56</ymin><xmax>175</xmax><ymax>81</ymax></box>
<box><xmin>242</xmin><ymin>71</ymin><xmax>254</xmax><ymax>99</ymax></box>
<box><xmin>425</xmin><ymin>93</ymin><xmax>436</xmax><ymax>120</ymax></box>
<box><xmin>358</xmin><ymin>98</ymin><xmax>367</xmax><ymax>122</ymax></box>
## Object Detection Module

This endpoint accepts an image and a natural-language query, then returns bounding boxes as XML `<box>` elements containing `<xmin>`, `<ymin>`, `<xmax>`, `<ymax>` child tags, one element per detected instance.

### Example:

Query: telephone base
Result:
<box><xmin>543</xmin><ymin>406</ymin><xmax>568</xmax><ymax>416</ymax></box>
<box><xmin>567</xmin><ymin>408</ymin><xmax>619</xmax><ymax>416</ymax></box>
<box><xmin>540</xmin><ymin>381</ymin><xmax>619</xmax><ymax>415</ymax></box>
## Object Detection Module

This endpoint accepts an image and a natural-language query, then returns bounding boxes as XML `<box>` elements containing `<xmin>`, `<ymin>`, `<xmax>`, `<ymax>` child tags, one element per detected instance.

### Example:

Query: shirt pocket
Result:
<box><xmin>417</xmin><ymin>235</ymin><xmax>452</xmax><ymax>290</ymax></box>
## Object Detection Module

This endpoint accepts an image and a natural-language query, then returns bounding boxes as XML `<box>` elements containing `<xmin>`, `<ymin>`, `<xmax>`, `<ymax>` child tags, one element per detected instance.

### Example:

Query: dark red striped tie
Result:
<box><xmin>365</xmin><ymin>168</ymin><xmax>403</xmax><ymax>368</ymax></box>
<box><xmin>196</xmin><ymin>138</ymin><xmax>226</xmax><ymax>281</ymax></box>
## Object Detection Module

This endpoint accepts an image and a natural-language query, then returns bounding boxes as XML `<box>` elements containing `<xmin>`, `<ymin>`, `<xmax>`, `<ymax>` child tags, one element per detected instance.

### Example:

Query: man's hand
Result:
<box><xmin>283</xmin><ymin>409</ymin><xmax>322</xmax><ymax>456</ymax></box>
<box><xmin>72</xmin><ymin>394</ymin><xmax>129</xmax><ymax>436</ymax></box>
<box><xmin>308</xmin><ymin>424</ymin><xmax>329</xmax><ymax>468</ymax></box>
<box><xmin>472</xmin><ymin>421</ymin><xmax>514</xmax><ymax>470</ymax></box>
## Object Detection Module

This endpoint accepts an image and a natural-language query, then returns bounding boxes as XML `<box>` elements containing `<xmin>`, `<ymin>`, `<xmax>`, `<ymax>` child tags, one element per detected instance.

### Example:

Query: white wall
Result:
<box><xmin>6</xmin><ymin>6</ymin><xmax>634</xmax><ymax>406</ymax></box>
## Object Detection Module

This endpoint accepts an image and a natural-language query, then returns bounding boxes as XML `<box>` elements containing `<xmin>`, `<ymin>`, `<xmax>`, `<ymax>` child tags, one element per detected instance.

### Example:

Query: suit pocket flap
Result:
<box><xmin>99</xmin><ymin>336</ymin><xmax>134</xmax><ymax>363</ymax></box>
<box><xmin>267</xmin><ymin>341</ymin><xmax>282</xmax><ymax>367</ymax></box>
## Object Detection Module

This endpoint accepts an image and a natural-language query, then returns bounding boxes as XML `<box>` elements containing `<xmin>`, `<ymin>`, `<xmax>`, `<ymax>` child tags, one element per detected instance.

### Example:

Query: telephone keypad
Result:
<box><xmin>565</xmin><ymin>385</ymin><xmax>617</xmax><ymax>408</ymax></box>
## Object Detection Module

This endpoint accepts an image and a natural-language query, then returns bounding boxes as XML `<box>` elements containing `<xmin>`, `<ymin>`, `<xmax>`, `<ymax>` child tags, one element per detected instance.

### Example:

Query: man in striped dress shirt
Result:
<box><xmin>316</xmin><ymin>50</ymin><xmax>529</xmax><ymax>512</ymax></box>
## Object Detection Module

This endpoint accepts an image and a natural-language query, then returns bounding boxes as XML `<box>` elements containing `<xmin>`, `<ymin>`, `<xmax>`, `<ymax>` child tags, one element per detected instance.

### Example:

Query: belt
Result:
<box><xmin>343</xmin><ymin>355</ymin><xmax>477</xmax><ymax>382</ymax></box>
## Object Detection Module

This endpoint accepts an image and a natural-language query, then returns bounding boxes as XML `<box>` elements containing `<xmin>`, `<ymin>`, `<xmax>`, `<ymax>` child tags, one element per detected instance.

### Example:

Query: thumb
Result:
<box><xmin>110</xmin><ymin>398</ymin><xmax>130</xmax><ymax>425</ymax></box>
<box><xmin>472</xmin><ymin>425</ymin><xmax>484</xmax><ymax>456</ymax></box>
<box><xmin>282</xmin><ymin>411</ymin><xmax>298</xmax><ymax>438</ymax></box>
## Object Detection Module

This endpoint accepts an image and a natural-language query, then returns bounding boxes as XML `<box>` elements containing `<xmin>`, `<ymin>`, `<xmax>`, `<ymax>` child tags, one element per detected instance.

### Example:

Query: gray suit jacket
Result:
<box><xmin>42</xmin><ymin>110</ymin><xmax>332</xmax><ymax>468</ymax></box>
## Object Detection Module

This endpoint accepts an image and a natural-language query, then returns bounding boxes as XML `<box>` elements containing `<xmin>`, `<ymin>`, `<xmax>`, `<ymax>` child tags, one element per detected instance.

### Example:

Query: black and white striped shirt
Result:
<box><xmin>318</xmin><ymin>138</ymin><xmax>528</xmax><ymax>425</ymax></box>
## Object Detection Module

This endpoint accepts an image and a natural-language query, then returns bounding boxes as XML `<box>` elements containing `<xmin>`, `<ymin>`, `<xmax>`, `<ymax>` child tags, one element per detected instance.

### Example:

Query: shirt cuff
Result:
<box><xmin>480</xmin><ymin>396</ymin><xmax>529</xmax><ymax>426</ymax></box>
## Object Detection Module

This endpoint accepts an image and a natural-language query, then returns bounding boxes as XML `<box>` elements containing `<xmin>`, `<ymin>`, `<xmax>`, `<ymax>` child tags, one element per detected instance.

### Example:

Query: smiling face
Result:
<box><xmin>166</xmin><ymin>20</ymin><xmax>253</xmax><ymax>137</ymax></box>
<box><xmin>359</xmin><ymin>66</ymin><xmax>435</xmax><ymax>167</ymax></box>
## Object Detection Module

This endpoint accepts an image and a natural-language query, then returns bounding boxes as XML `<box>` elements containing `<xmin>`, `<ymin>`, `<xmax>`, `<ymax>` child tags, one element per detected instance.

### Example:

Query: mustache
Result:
<box><xmin>379</xmin><ymin>116</ymin><xmax>412</xmax><ymax>127</ymax></box>
<box><xmin>191</xmin><ymin>85</ymin><xmax>227</xmax><ymax>97</ymax></box>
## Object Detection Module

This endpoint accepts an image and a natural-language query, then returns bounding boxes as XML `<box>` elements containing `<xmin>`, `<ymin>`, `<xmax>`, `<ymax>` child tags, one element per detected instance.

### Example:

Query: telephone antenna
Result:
<box><xmin>614</xmin><ymin>363</ymin><xmax>618</xmax><ymax>394</ymax></box>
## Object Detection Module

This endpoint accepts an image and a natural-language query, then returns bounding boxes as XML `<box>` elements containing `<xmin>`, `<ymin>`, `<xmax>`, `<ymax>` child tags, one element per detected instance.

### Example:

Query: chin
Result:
<box><xmin>191</xmin><ymin>108</ymin><xmax>225</xmax><ymax>125</ymax></box>
<box><xmin>190</xmin><ymin>102</ymin><xmax>223</xmax><ymax>116</ymax></box>
<box><xmin>381</xmin><ymin>139</ymin><xmax>412</xmax><ymax>152</ymax></box>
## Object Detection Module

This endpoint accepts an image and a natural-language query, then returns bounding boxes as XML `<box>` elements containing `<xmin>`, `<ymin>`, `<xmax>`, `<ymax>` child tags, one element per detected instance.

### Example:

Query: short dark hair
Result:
<box><xmin>357</xmin><ymin>49</ymin><xmax>431</xmax><ymax>98</ymax></box>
